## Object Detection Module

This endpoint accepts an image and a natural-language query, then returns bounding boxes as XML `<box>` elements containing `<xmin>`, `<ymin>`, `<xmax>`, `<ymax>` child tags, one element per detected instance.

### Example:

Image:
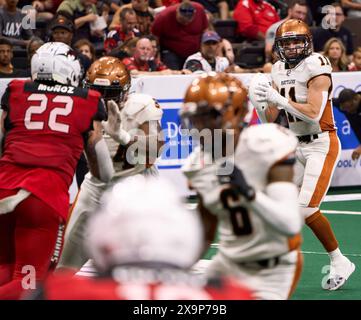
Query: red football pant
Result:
<box><xmin>0</xmin><ymin>189</ymin><xmax>64</xmax><ymax>300</ymax></box>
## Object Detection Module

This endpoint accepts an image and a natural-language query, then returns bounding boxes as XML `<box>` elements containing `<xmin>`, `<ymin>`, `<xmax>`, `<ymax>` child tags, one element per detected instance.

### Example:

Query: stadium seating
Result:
<box><xmin>12</xmin><ymin>48</ymin><xmax>28</xmax><ymax>70</ymax></box>
<box><xmin>233</xmin><ymin>41</ymin><xmax>265</xmax><ymax>68</ymax></box>
<box><xmin>343</xmin><ymin>17</ymin><xmax>361</xmax><ymax>48</ymax></box>
<box><xmin>213</xmin><ymin>19</ymin><xmax>242</xmax><ymax>43</ymax></box>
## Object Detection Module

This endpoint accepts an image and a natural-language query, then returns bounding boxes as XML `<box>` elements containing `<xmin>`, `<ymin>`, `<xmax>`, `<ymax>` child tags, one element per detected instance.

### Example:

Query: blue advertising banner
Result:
<box><xmin>131</xmin><ymin>73</ymin><xmax>361</xmax><ymax>191</ymax></box>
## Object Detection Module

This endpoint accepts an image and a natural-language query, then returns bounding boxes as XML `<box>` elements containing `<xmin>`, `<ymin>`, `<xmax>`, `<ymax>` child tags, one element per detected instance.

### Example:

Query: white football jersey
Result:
<box><xmin>271</xmin><ymin>52</ymin><xmax>336</xmax><ymax>136</ymax></box>
<box><xmin>183</xmin><ymin>123</ymin><xmax>300</xmax><ymax>262</ymax></box>
<box><xmin>105</xmin><ymin>93</ymin><xmax>163</xmax><ymax>178</ymax></box>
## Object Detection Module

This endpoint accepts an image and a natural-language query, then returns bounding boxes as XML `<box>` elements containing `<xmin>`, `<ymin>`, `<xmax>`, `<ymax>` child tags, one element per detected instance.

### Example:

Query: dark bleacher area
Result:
<box><xmin>213</xmin><ymin>19</ymin><xmax>265</xmax><ymax>69</ymax></box>
<box><xmin>343</xmin><ymin>17</ymin><xmax>361</xmax><ymax>48</ymax></box>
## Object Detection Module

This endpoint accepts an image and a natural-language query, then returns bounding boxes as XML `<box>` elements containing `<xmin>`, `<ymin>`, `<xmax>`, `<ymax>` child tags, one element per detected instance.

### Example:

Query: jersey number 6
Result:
<box><xmin>220</xmin><ymin>188</ymin><xmax>253</xmax><ymax>236</ymax></box>
<box><xmin>25</xmin><ymin>93</ymin><xmax>73</xmax><ymax>133</ymax></box>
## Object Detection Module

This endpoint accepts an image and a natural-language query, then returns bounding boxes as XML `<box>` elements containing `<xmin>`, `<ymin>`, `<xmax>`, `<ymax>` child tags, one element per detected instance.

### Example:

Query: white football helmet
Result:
<box><xmin>86</xmin><ymin>175</ymin><xmax>204</xmax><ymax>272</ymax></box>
<box><xmin>31</xmin><ymin>42</ymin><xmax>82</xmax><ymax>87</ymax></box>
<box><xmin>248</xmin><ymin>73</ymin><xmax>272</xmax><ymax>122</ymax></box>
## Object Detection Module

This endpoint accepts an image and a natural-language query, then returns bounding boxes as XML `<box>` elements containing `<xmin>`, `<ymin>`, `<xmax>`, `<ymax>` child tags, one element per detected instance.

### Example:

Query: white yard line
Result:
<box><xmin>324</xmin><ymin>193</ymin><xmax>361</xmax><ymax>202</ymax></box>
<box><xmin>323</xmin><ymin>210</ymin><xmax>361</xmax><ymax>215</ymax></box>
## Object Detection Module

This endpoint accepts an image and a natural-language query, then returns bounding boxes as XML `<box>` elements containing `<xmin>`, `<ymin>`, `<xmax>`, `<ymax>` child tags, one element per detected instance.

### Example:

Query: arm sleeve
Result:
<box><xmin>1</xmin><ymin>85</ymin><xmax>11</xmax><ymax>112</ymax></box>
<box><xmin>122</xmin><ymin>58</ymin><xmax>138</xmax><ymax>71</ymax></box>
<box><xmin>151</xmin><ymin>13</ymin><xmax>163</xmax><ymax>37</ymax></box>
<box><xmin>93</xmin><ymin>98</ymin><xmax>107</xmax><ymax>122</ymax></box>
<box><xmin>233</xmin><ymin>4</ymin><xmax>259</xmax><ymax>39</ymax></box>
<box><xmin>248</xmin><ymin>181</ymin><xmax>302</xmax><ymax>236</ymax></box>
<box><xmin>200</xmin><ymin>7</ymin><xmax>208</xmax><ymax>30</ymax></box>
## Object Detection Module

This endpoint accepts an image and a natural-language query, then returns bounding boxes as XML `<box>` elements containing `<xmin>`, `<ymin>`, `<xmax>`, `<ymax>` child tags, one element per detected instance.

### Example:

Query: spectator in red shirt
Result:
<box><xmin>233</xmin><ymin>0</ymin><xmax>279</xmax><ymax>40</ymax></box>
<box><xmin>151</xmin><ymin>1</ymin><xmax>208</xmax><ymax>70</ymax></box>
<box><xmin>122</xmin><ymin>37</ymin><xmax>190</xmax><ymax>75</ymax></box>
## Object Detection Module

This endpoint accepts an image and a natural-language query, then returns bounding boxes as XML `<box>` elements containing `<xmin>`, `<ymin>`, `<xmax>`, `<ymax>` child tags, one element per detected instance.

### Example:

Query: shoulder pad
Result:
<box><xmin>123</xmin><ymin>93</ymin><xmax>163</xmax><ymax>124</ymax></box>
<box><xmin>304</xmin><ymin>52</ymin><xmax>332</xmax><ymax>79</ymax></box>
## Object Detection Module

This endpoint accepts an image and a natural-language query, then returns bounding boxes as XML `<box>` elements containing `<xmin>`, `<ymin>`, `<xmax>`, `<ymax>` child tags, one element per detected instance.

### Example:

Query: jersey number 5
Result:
<box><xmin>220</xmin><ymin>188</ymin><xmax>253</xmax><ymax>236</ymax></box>
<box><xmin>25</xmin><ymin>93</ymin><xmax>73</xmax><ymax>133</ymax></box>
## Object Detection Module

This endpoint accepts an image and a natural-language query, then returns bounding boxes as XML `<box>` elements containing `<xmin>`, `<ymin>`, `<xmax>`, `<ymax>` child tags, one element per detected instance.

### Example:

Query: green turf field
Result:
<box><xmin>202</xmin><ymin>190</ymin><xmax>361</xmax><ymax>300</ymax></box>
<box><xmin>293</xmin><ymin>199</ymin><xmax>361</xmax><ymax>300</ymax></box>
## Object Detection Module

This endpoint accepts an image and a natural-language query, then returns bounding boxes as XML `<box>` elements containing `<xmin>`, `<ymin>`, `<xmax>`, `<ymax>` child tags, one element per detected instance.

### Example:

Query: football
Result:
<box><xmin>248</xmin><ymin>73</ymin><xmax>272</xmax><ymax>111</ymax></box>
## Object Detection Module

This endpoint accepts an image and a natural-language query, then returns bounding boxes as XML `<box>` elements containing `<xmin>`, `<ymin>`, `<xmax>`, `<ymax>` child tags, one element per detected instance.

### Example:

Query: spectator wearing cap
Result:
<box><xmin>48</xmin><ymin>14</ymin><xmax>75</xmax><ymax>45</ymax></box>
<box><xmin>333</xmin><ymin>88</ymin><xmax>361</xmax><ymax>161</ymax></box>
<box><xmin>48</xmin><ymin>14</ymin><xmax>92</xmax><ymax>76</ymax></box>
<box><xmin>122</xmin><ymin>36</ymin><xmax>190</xmax><ymax>75</ymax></box>
<box><xmin>151</xmin><ymin>1</ymin><xmax>208</xmax><ymax>70</ymax></box>
<box><xmin>0</xmin><ymin>38</ymin><xmax>29</xmax><ymax>77</ymax></box>
<box><xmin>233</xmin><ymin>0</ymin><xmax>279</xmax><ymax>41</ymax></box>
<box><xmin>104</xmin><ymin>7</ymin><xmax>140</xmax><ymax>54</ymax></box>
<box><xmin>183</xmin><ymin>30</ymin><xmax>228</xmax><ymax>72</ymax></box>
<box><xmin>0</xmin><ymin>0</ymin><xmax>34</xmax><ymax>48</ymax></box>
<box><xmin>57</xmin><ymin>0</ymin><xmax>106</xmax><ymax>44</ymax></box>
<box><xmin>110</xmin><ymin>0</ymin><xmax>154</xmax><ymax>35</ymax></box>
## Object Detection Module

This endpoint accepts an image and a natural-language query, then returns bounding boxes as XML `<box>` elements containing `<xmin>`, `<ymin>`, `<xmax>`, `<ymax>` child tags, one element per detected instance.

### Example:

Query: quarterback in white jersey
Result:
<box><xmin>57</xmin><ymin>57</ymin><xmax>163</xmax><ymax>272</ymax></box>
<box><xmin>252</xmin><ymin>19</ymin><xmax>355</xmax><ymax>290</ymax></box>
<box><xmin>181</xmin><ymin>73</ymin><xmax>303</xmax><ymax>300</ymax></box>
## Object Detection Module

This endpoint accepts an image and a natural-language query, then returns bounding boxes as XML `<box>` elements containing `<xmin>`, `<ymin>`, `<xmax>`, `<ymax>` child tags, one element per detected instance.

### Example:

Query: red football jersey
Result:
<box><xmin>0</xmin><ymin>80</ymin><xmax>106</xmax><ymax>220</ymax></box>
<box><xmin>36</xmin><ymin>271</ymin><xmax>254</xmax><ymax>300</ymax></box>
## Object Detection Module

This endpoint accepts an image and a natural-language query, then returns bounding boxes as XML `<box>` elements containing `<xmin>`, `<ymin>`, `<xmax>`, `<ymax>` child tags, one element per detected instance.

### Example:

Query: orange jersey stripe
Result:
<box><xmin>288</xmin><ymin>233</ymin><xmax>302</xmax><ymax>252</ymax></box>
<box><xmin>320</xmin><ymin>100</ymin><xmax>336</xmax><ymax>132</ymax></box>
<box><xmin>287</xmin><ymin>250</ymin><xmax>303</xmax><ymax>299</ymax></box>
<box><xmin>309</xmin><ymin>131</ymin><xmax>339</xmax><ymax>207</ymax></box>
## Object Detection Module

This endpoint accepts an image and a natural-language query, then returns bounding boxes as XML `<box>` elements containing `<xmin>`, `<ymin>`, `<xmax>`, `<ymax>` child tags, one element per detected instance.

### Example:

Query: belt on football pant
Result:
<box><xmin>238</xmin><ymin>256</ymin><xmax>280</xmax><ymax>269</ymax></box>
<box><xmin>297</xmin><ymin>133</ymin><xmax>319</xmax><ymax>143</ymax></box>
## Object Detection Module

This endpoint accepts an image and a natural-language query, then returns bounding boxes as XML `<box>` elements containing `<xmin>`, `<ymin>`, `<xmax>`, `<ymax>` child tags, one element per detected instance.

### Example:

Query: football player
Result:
<box><xmin>57</xmin><ymin>56</ymin><xmax>164</xmax><ymax>273</ymax></box>
<box><xmin>181</xmin><ymin>73</ymin><xmax>303</xmax><ymax>300</ymax></box>
<box><xmin>253</xmin><ymin>19</ymin><xmax>355</xmax><ymax>290</ymax></box>
<box><xmin>0</xmin><ymin>42</ymin><xmax>113</xmax><ymax>299</ymax></box>
<box><xmin>29</xmin><ymin>176</ymin><xmax>253</xmax><ymax>300</ymax></box>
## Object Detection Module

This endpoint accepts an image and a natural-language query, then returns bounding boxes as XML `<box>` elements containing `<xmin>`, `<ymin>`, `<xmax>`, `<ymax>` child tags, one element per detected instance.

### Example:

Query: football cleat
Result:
<box><xmin>323</xmin><ymin>257</ymin><xmax>355</xmax><ymax>291</ymax></box>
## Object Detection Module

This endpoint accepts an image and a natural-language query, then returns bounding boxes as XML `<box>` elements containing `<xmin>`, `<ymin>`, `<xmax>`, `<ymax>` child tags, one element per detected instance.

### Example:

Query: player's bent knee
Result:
<box><xmin>300</xmin><ymin>206</ymin><xmax>320</xmax><ymax>220</ymax></box>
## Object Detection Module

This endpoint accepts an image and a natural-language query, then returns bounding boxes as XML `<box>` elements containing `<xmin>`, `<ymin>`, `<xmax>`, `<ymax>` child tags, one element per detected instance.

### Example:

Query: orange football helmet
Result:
<box><xmin>274</xmin><ymin>19</ymin><xmax>313</xmax><ymax>65</ymax></box>
<box><xmin>180</xmin><ymin>72</ymin><xmax>248</xmax><ymax>132</ymax></box>
<box><xmin>84</xmin><ymin>56</ymin><xmax>131</xmax><ymax>102</ymax></box>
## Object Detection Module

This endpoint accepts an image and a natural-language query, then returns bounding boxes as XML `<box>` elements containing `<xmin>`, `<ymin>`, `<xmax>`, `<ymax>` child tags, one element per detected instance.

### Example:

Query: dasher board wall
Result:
<box><xmin>0</xmin><ymin>72</ymin><xmax>360</xmax><ymax>198</ymax></box>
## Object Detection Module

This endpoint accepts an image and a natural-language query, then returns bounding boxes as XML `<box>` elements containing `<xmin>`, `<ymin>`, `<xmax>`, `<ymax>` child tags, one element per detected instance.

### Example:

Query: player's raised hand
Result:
<box><xmin>102</xmin><ymin>100</ymin><xmax>130</xmax><ymax>145</ymax></box>
<box><xmin>102</xmin><ymin>100</ymin><xmax>121</xmax><ymax>136</ymax></box>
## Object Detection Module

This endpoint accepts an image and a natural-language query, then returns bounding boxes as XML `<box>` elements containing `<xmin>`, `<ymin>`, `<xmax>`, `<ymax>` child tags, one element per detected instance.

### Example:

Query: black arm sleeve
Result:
<box><xmin>1</xmin><ymin>85</ymin><xmax>11</xmax><ymax>112</ymax></box>
<box><xmin>93</xmin><ymin>98</ymin><xmax>107</xmax><ymax>122</ymax></box>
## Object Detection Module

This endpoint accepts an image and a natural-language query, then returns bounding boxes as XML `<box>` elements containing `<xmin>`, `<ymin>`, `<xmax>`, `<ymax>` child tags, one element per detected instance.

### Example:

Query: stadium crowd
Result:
<box><xmin>1</xmin><ymin>0</ymin><xmax>361</xmax><ymax>77</ymax></box>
